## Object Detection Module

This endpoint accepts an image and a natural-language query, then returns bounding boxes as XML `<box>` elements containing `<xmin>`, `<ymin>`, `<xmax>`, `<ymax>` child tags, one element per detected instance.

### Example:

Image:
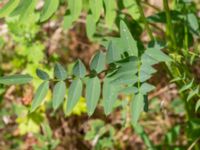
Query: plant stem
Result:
<box><xmin>136</xmin><ymin>0</ymin><xmax>154</xmax><ymax>41</ymax></box>
<box><xmin>163</xmin><ymin>0</ymin><xmax>177</xmax><ymax>49</ymax></box>
<box><xmin>142</xmin><ymin>1</ymin><xmax>161</xmax><ymax>11</ymax></box>
<box><xmin>184</xmin><ymin>23</ymin><xmax>189</xmax><ymax>56</ymax></box>
<box><xmin>184</xmin><ymin>15</ymin><xmax>189</xmax><ymax>55</ymax></box>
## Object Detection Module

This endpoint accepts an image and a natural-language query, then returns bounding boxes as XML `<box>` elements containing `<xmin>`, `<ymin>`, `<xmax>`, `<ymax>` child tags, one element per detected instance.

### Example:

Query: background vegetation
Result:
<box><xmin>0</xmin><ymin>0</ymin><xmax>200</xmax><ymax>149</ymax></box>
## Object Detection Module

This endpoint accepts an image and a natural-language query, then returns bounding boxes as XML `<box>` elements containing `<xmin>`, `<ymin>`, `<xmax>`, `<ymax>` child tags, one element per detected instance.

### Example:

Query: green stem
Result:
<box><xmin>136</xmin><ymin>0</ymin><xmax>154</xmax><ymax>41</ymax></box>
<box><xmin>163</xmin><ymin>0</ymin><xmax>177</xmax><ymax>49</ymax></box>
<box><xmin>184</xmin><ymin>16</ymin><xmax>189</xmax><ymax>55</ymax></box>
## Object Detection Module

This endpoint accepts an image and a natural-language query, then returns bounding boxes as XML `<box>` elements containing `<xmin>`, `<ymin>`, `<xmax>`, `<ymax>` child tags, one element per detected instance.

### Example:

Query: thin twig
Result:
<box><xmin>187</xmin><ymin>137</ymin><xmax>200</xmax><ymax>150</ymax></box>
<box><xmin>142</xmin><ymin>1</ymin><xmax>161</xmax><ymax>11</ymax></box>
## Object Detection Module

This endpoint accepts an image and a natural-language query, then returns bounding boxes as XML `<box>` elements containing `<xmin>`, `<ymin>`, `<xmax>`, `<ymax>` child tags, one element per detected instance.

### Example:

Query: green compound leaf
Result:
<box><xmin>120</xmin><ymin>20</ymin><xmax>138</xmax><ymax>57</ymax></box>
<box><xmin>90</xmin><ymin>51</ymin><xmax>106</xmax><ymax>73</ymax></box>
<box><xmin>89</xmin><ymin>0</ymin><xmax>103</xmax><ymax>22</ymax></box>
<box><xmin>73</xmin><ymin>59</ymin><xmax>87</xmax><ymax>78</ymax></box>
<box><xmin>30</xmin><ymin>81</ymin><xmax>49</xmax><ymax>112</ymax></box>
<box><xmin>86</xmin><ymin>77</ymin><xmax>101</xmax><ymax>116</ymax></box>
<box><xmin>0</xmin><ymin>0</ymin><xmax>20</xmax><ymax>18</ymax></box>
<box><xmin>52</xmin><ymin>81</ymin><xmax>66</xmax><ymax>110</ymax></box>
<box><xmin>66</xmin><ymin>78</ymin><xmax>83</xmax><ymax>114</ymax></box>
<box><xmin>54</xmin><ymin>63</ymin><xmax>67</xmax><ymax>80</ymax></box>
<box><xmin>0</xmin><ymin>74</ymin><xmax>33</xmax><ymax>85</ymax></box>
<box><xmin>131</xmin><ymin>93</ymin><xmax>144</xmax><ymax>126</ymax></box>
<box><xmin>40</xmin><ymin>0</ymin><xmax>59</xmax><ymax>22</ymax></box>
<box><xmin>36</xmin><ymin>69</ymin><xmax>50</xmax><ymax>80</ymax></box>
